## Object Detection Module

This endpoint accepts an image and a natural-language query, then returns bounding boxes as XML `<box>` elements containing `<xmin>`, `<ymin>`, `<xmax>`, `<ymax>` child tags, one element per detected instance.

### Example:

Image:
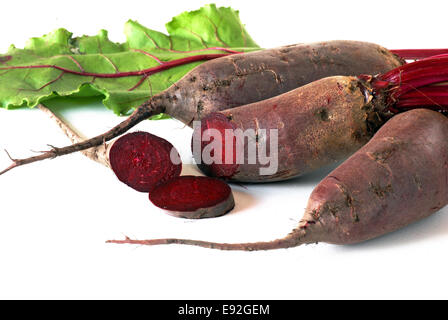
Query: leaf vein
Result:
<box><xmin>99</xmin><ymin>54</ymin><xmax>120</xmax><ymax>73</ymax></box>
<box><xmin>67</xmin><ymin>56</ymin><xmax>85</xmax><ymax>72</ymax></box>
<box><xmin>18</xmin><ymin>71</ymin><xmax>65</xmax><ymax>92</ymax></box>
<box><xmin>202</xmin><ymin>14</ymin><xmax>229</xmax><ymax>47</ymax></box>
<box><xmin>128</xmin><ymin>75</ymin><xmax>149</xmax><ymax>91</ymax></box>
<box><xmin>131</xmin><ymin>49</ymin><xmax>163</xmax><ymax>65</ymax></box>
<box><xmin>181</xmin><ymin>28</ymin><xmax>208</xmax><ymax>48</ymax></box>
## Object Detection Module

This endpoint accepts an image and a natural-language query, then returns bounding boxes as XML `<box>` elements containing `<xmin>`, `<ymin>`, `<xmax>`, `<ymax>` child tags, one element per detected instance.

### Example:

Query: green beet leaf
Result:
<box><xmin>0</xmin><ymin>4</ymin><xmax>259</xmax><ymax>115</ymax></box>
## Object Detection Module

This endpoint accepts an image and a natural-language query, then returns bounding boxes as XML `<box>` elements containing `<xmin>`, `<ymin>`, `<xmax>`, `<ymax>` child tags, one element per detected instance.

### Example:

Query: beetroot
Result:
<box><xmin>193</xmin><ymin>76</ymin><xmax>375</xmax><ymax>182</ymax></box>
<box><xmin>149</xmin><ymin>176</ymin><xmax>235</xmax><ymax>219</ymax></box>
<box><xmin>108</xmin><ymin>131</ymin><xmax>181</xmax><ymax>192</ymax></box>
<box><xmin>192</xmin><ymin>113</ymin><xmax>239</xmax><ymax>179</ymax></box>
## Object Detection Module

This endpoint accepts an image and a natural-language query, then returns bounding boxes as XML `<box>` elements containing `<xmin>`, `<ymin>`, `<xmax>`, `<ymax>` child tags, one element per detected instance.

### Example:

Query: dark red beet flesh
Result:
<box><xmin>192</xmin><ymin>113</ymin><xmax>239</xmax><ymax>178</ymax></box>
<box><xmin>109</xmin><ymin>131</ymin><xmax>181</xmax><ymax>192</ymax></box>
<box><xmin>149</xmin><ymin>175</ymin><xmax>235</xmax><ymax>219</ymax></box>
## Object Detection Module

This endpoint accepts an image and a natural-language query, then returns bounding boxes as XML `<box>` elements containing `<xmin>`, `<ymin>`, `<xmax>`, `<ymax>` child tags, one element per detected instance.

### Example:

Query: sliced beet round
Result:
<box><xmin>109</xmin><ymin>131</ymin><xmax>182</xmax><ymax>192</ymax></box>
<box><xmin>192</xmin><ymin>112</ymin><xmax>240</xmax><ymax>178</ymax></box>
<box><xmin>149</xmin><ymin>175</ymin><xmax>235</xmax><ymax>219</ymax></box>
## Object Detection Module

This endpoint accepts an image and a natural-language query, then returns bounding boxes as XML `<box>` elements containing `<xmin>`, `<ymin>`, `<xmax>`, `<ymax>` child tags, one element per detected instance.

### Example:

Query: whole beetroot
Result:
<box><xmin>193</xmin><ymin>76</ymin><xmax>378</xmax><ymax>182</ymax></box>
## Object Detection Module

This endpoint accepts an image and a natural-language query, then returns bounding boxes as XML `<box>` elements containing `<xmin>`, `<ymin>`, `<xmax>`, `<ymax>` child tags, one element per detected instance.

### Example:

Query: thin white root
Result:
<box><xmin>37</xmin><ymin>104</ymin><xmax>110</xmax><ymax>168</ymax></box>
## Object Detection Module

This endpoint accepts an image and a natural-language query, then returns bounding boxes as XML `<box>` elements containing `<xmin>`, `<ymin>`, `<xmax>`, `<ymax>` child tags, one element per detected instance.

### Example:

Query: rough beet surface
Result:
<box><xmin>193</xmin><ymin>76</ymin><xmax>380</xmax><ymax>182</ymax></box>
<box><xmin>300</xmin><ymin>108</ymin><xmax>448</xmax><ymax>245</ymax></box>
<box><xmin>163</xmin><ymin>40</ymin><xmax>403</xmax><ymax>124</ymax></box>
<box><xmin>192</xmin><ymin>113</ymin><xmax>239</xmax><ymax>178</ymax></box>
<box><xmin>149</xmin><ymin>176</ymin><xmax>235</xmax><ymax>219</ymax></box>
<box><xmin>109</xmin><ymin>132</ymin><xmax>181</xmax><ymax>192</ymax></box>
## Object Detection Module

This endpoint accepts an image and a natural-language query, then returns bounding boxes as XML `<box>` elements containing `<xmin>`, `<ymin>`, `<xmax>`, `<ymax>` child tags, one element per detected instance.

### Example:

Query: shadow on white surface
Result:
<box><xmin>230</xmin><ymin>189</ymin><xmax>258</xmax><ymax>215</ymax></box>
<box><xmin>285</xmin><ymin>162</ymin><xmax>343</xmax><ymax>185</ymax></box>
<box><xmin>230</xmin><ymin>160</ymin><xmax>343</xmax><ymax>190</ymax></box>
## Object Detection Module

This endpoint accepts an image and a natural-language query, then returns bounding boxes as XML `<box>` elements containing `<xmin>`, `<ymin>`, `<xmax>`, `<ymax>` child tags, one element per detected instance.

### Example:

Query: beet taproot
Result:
<box><xmin>161</xmin><ymin>40</ymin><xmax>402</xmax><ymax>124</ymax></box>
<box><xmin>149</xmin><ymin>176</ymin><xmax>235</xmax><ymax>219</ymax></box>
<box><xmin>300</xmin><ymin>109</ymin><xmax>448</xmax><ymax>245</ymax></box>
<box><xmin>108</xmin><ymin>131</ymin><xmax>182</xmax><ymax>192</ymax></box>
<box><xmin>107</xmin><ymin>109</ymin><xmax>448</xmax><ymax>250</ymax></box>
<box><xmin>193</xmin><ymin>76</ymin><xmax>381</xmax><ymax>182</ymax></box>
<box><xmin>0</xmin><ymin>41</ymin><xmax>404</xmax><ymax>175</ymax></box>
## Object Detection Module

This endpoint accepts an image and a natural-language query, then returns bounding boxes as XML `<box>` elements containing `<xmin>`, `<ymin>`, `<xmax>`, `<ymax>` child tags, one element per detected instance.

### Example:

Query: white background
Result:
<box><xmin>0</xmin><ymin>0</ymin><xmax>447</xmax><ymax>300</ymax></box>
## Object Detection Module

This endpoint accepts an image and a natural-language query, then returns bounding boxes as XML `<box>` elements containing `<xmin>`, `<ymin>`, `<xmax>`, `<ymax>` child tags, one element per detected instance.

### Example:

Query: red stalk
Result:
<box><xmin>390</xmin><ymin>49</ymin><xmax>448</xmax><ymax>60</ymax></box>
<box><xmin>395</xmin><ymin>85</ymin><xmax>448</xmax><ymax>111</ymax></box>
<box><xmin>374</xmin><ymin>56</ymin><xmax>448</xmax><ymax>105</ymax></box>
<box><xmin>361</xmin><ymin>55</ymin><xmax>448</xmax><ymax>113</ymax></box>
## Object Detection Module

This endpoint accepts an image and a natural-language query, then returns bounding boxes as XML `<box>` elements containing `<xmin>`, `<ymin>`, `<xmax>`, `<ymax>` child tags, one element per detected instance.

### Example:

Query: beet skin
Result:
<box><xmin>302</xmin><ymin>109</ymin><xmax>448</xmax><ymax>244</ymax></box>
<box><xmin>193</xmin><ymin>76</ymin><xmax>383</xmax><ymax>182</ymax></box>
<box><xmin>159</xmin><ymin>40</ymin><xmax>403</xmax><ymax>124</ymax></box>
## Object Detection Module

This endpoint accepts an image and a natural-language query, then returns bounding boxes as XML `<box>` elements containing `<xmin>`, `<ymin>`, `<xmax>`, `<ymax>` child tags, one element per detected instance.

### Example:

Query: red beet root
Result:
<box><xmin>149</xmin><ymin>176</ymin><xmax>235</xmax><ymax>219</ymax></box>
<box><xmin>108</xmin><ymin>132</ymin><xmax>181</xmax><ymax>192</ymax></box>
<box><xmin>192</xmin><ymin>113</ymin><xmax>239</xmax><ymax>178</ymax></box>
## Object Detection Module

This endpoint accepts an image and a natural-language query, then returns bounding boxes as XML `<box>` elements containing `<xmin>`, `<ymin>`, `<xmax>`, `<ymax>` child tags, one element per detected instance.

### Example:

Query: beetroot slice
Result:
<box><xmin>149</xmin><ymin>176</ymin><xmax>235</xmax><ymax>219</ymax></box>
<box><xmin>109</xmin><ymin>131</ymin><xmax>181</xmax><ymax>192</ymax></box>
<box><xmin>192</xmin><ymin>112</ymin><xmax>240</xmax><ymax>178</ymax></box>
